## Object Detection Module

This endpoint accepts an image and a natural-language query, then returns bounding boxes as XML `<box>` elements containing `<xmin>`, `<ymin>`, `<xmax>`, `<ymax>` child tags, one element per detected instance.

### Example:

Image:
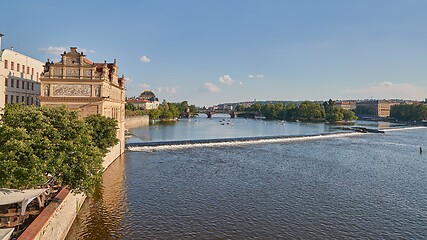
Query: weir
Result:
<box><xmin>125</xmin><ymin>131</ymin><xmax>362</xmax><ymax>150</ymax></box>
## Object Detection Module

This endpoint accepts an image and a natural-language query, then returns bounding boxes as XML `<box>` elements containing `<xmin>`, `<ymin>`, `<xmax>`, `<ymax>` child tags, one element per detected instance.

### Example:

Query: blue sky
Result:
<box><xmin>2</xmin><ymin>0</ymin><xmax>427</xmax><ymax>106</ymax></box>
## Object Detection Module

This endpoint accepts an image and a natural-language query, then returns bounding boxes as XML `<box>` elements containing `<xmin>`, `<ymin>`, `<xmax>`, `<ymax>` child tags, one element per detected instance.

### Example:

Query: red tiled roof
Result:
<box><xmin>83</xmin><ymin>58</ymin><xmax>93</xmax><ymax>64</ymax></box>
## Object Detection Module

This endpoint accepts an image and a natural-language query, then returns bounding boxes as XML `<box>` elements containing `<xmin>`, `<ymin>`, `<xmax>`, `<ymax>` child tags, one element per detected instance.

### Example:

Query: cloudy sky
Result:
<box><xmin>2</xmin><ymin>0</ymin><xmax>427</xmax><ymax>106</ymax></box>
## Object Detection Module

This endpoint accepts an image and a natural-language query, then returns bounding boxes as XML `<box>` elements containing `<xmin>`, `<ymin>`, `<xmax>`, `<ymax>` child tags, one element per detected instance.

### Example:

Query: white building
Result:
<box><xmin>0</xmin><ymin>36</ymin><xmax>43</xmax><ymax>110</ymax></box>
<box><xmin>127</xmin><ymin>98</ymin><xmax>160</xmax><ymax>110</ymax></box>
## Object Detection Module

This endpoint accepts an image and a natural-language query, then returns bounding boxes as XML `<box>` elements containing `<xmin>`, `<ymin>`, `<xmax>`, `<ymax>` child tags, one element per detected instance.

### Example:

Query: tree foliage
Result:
<box><xmin>85</xmin><ymin>115</ymin><xmax>119</xmax><ymax>155</ymax></box>
<box><xmin>390</xmin><ymin>103</ymin><xmax>427</xmax><ymax>121</ymax></box>
<box><xmin>125</xmin><ymin>100</ymin><xmax>197</xmax><ymax>121</ymax></box>
<box><xmin>239</xmin><ymin>99</ymin><xmax>357</xmax><ymax>122</ymax></box>
<box><xmin>323</xmin><ymin>99</ymin><xmax>357</xmax><ymax>122</ymax></box>
<box><xmin>0</xmin><ymin>104</ymin><xmax>119</xmax><ymax>194</ymax></box>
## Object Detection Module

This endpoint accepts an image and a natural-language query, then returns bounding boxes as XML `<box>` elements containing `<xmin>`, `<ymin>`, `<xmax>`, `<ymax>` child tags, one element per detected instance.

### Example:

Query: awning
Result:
<box><xmin>0</xmin><ymin>188</ymin><xmax>47</xmax><ymax>215</ymax></box>
<box><xmin>0</xmin><ymin>228</ymin><xmax>14</xmax><ymax>240</ymax></box>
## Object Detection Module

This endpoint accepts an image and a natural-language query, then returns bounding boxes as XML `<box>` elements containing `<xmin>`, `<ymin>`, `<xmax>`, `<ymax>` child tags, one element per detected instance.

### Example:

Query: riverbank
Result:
<box><xmin>125</xmin><ymin>115</ymin><xmax>149</xmax><ymax>129</ymax></box>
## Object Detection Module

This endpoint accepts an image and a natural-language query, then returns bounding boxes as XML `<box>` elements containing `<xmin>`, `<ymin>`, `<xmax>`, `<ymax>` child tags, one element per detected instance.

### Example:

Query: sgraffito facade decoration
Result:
<box><xmin>66</xmin><ymin>69</ymin><xmax>80</xmax><ymax>77</ymax></box>
<box><xmin>52</xmin><ymin>84</ymin><xmax>92</xmax><ymax>97</ymax></box>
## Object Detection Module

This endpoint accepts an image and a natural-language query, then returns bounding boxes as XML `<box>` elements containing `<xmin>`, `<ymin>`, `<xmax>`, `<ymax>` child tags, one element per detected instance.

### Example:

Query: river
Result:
<box><xmin>66</xmin><ymin>117</ymin><xmax>427</xmax><ymax>239</ymax></box>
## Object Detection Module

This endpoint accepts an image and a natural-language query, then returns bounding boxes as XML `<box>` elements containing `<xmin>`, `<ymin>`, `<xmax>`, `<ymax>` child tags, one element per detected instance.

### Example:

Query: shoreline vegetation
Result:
<box><xmin>126</xmin><ymin>99</ymin><xmax>358</xmax><ymax>124</ymax></box>
<box><xmin>126</xmin><ymin>99</ymin><xmax>427</xmax><ymax>124</ymax></box>
<box><xmin>125</xmin><ymin>100</ymin><xmax>197</xmax><ymax>123</ymax></box>
<box><xmin>236</xmin><ymin>99</ymin><xmax>357</xmax><ymax>123</ymax></box>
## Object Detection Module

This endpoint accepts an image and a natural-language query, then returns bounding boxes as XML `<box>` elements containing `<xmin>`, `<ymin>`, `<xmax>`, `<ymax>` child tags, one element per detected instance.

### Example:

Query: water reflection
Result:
<box><xmin>127</xmin><ymin>116</ymin><xmax>339</xmax><ymax>143</ymax></box>
<box><xmin>65</xmin><ymin>155</ymin><xmax>127</xmax><ymax>240</ymax></box>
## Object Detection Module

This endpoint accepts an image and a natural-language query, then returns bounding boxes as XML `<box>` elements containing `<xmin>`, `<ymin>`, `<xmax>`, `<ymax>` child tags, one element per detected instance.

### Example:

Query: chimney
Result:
<box><xmin>0</xmin><ymin>33</ymin><xmax>4</xmax><ymax>51</ymax></box>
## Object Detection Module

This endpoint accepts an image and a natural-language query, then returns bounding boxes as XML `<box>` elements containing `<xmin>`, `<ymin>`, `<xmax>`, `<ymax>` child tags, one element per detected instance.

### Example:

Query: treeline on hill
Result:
<box><xmin>390</xmin><ymin>104</ymin><xmax>427</xmax><ymax>121</ymax></box>
<box><xmin>236</xmin><ymin>99</ymin><xmax>357</xmax><ymax>122</ymax></box>
<box><xmin>126</xmin><ymin>100</ymin><xmax>197</xmax><ymax>120</ymax></box>
<box><xmin>0</xmin><ymin>104</ymin><xmax>119</xmax><ymax>194</ymax></box>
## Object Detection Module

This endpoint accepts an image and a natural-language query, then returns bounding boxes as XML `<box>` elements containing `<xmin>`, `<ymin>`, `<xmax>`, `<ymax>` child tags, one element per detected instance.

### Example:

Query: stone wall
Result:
<box><xmin>17</xmin><ymin>188</ymin><xmax>85</xmax><ymax>240</ymax></box>
<box><xmin>125</xmin><ymin>115</ymin><xmax>149</xmax><ymax>129</ymax></box>
<box><xmin>18</xmin><ymin>143</ymin><xmax>124</xmax><ymax>240</ymax></box>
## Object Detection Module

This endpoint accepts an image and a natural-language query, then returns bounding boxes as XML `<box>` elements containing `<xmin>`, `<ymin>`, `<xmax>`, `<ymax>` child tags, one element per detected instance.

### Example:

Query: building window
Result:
<box><xmin>17</xmin><ymin>80</ymin><xmax>20</xmax><ymax>89</ymax></box>
<box><xmin>11</xmin><ymin>79</ymin><xmax>14</xmax><ymax>87</ymax></box>
<box><xmin>22</xmin><ymin>65</ymin><xmax>25</xmax><ymax>72</ymax></box>
<box><xmin>31</xmin><ymin>68</ymin><xmax>34</xmax><ymax>76</ymax></box>
<box><xmin>17</xmin><ymin>63</ymin><xmax>20</xmax><ymax>72</ymax></box>
<box><xmin>11</xmin><ymin>62</ymin><xmax>14</xmax><ymax>70</ymax></box>
<box><xmin>22</xmin><ymin>81</ymin><xmax>25</xmax><ymax>89</ymax></box>
<box><xmin>31</xmin><ymin>83</ymin><xmax>34</xmax><ymax>90</ymax></box>
<box><xmin>16</xmin><ymin>96</ymin><xmax>19</xmax><ymax>103</ymax></box>
<box><xmin>4</xmin><ymin>60</ymin><xmax>8</xmax><ymax>69</ymax></box>
<box><xmin>4</xmin><ymin>78</ymin><xmax>7</xmax><ymax>87</ymax></box>
<box><xmin>22</xmin><ymin>96</ymin><xmax>25</xmax><ymax>103</ymax></box>
<box><xmin>5</xmin><ymin>95</ymin><xmax>8</xmax><ymax>104</ymax></box>
<box><xmin>27</xmin><ymin>97</ymin><xmax>30</xmax><ymax>105</ymax></box>
<box><xmin>36</xmin><ymin>72</ymin><xmax>39</xmax><ymax>81</ymax></box>
<box><xmin>27</xmin><ymin>66</ymin><xmax>30</xmax><ymax>74</ymax></box>
<box><xmin>27</xmin><ymin>82</ymin><xmax>29</xmax><ymax>90</ymax></box>
<box><xmin>10</xmin><ymin>95</ymin><xmax>13</xmax><ymax>104</ymax></box>
<box><xmin>31</xmin><ymin>97</ymin><xmax>33</xmax><ymax>105</ymax></box>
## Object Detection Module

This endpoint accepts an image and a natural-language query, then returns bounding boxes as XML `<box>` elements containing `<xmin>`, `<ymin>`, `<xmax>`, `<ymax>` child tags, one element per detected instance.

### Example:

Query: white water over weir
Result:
<box><xmin>126</xmin><ymin>125</ymin><xmax>427</xmax><ymax>152</ymax></box>
<box><xmin>126</xmin><ymin>131</ymin><xmax>364</xmax><ymax>152</ymax></box>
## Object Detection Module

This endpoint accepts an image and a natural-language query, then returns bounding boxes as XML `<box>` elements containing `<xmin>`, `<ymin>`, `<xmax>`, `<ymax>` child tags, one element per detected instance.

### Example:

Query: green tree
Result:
<box><xmin>125</xmin><ymin>102</ymin><xmax>136</xmax><ymax>111</ymax></box>
<box><xmin>323</xmin><ymin>99</ymin><xmax>335</xmax><ymax>115</ymax></box>
<box><xmin>298</xmin><ymin>101</ymin><xmax>325</xmax><ymax>121</ymax></box>
<box><xmin>85</xmin><ymin>114</ymin><xmax>119</xmax><ymax>155</ymax></box>
<box><xmin>342</xmin><ymin>109</ymin><xmax>358</xmax><ymax>122</ymax></box>
<box><xmin>189</xmin><ymin>105</ymin><xmax>197</xmax><ymax>113</ymax></box>
<box><xmin>148</xmin><ymin>109</ymin><xmax>161</xmax><ymax>120</ymax></box>
<box><xmin>0</xmin><ymin>104</ymin><xmax>118</xmax><ymax>194</ymax></box>
<box><xmin>391</xmin><ymin>103</ymin><xmax>427</xmax><ymax>121</ymax></box>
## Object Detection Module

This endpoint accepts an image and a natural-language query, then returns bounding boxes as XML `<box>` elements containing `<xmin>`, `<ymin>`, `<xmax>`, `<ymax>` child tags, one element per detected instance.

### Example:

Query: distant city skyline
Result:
<box><xmin>2</xmin><ymin>0</ymin><xmax>427</xmax><ymax>106</ymax></box>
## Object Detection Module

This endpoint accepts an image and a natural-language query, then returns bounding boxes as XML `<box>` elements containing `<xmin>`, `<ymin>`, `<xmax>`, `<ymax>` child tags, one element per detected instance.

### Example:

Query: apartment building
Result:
<box><xmin>0</xmin><ymin>47</ymin><xmax>43</xmax><ymax>110</ymax></box>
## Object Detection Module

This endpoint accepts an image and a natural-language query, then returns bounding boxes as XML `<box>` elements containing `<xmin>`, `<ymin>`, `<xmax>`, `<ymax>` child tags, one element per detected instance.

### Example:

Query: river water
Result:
<box><xmin>66</xmin><ymin>117</ymin><xmax>427</xmax><ymax>239</ymax></box>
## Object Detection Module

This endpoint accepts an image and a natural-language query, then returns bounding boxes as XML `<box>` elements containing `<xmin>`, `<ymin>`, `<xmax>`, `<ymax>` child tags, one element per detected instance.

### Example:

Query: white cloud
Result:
<box><xmin>380</xmin><ymin>81</ymin><xmax>393</xmax><ymax>87</ymax></box>
<box><xmin>344</xmin><ymin>81</ymin><xmax>427</xmax><ymax>100</ymax></box>
<box><xmin>204</xmin><ymin>82</ymin><xmax>220</xmax><ymax>92</ymax></box>
<box><xmin>39</xmin><ymin>46</ymin><xmax>95</xmax><ymax>55</ymax></box>
<box><xmin>158</xmin><ymin>86</ymin><xmax>178</xmax><ymax>94</ymax></box>
<box><xmin>248</xmin><ymin>74</ymin><xmax>264</xmax><ymax>79</ymax></box>
<box><xmin>38</xmin><ymin>46</ymin><xmax>67</xmax><ymax>55</ymax></box>
<box><xmin>219</xmin><ymin>75</ymin><xmax>234</xmax><ymax>85</ymax></box>
<box><xmin>239</xmin><ymin>81</ymin><xmax>243</xmax><ymax>85</ymax></box>
<box><xmin>140</xmin><ymin>56</ymin><xmax>151</xmax><ymax>63</ymax></box>
<box><xmin>138</xmin><ymin>83</ymin><xmax>151</xmax><ymax>89</ymax></box>
<box><xmin>79</xmin><ymin>48</ymin><xmax>95</xmax><ymax>54</ymax></box>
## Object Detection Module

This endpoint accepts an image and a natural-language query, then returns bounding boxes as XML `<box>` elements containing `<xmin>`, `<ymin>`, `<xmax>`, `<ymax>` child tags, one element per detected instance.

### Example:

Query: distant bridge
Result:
<box><xmin>193</xmin><ymin>110</ymin><xmax>261</xmax><ymax>118</ymax></box>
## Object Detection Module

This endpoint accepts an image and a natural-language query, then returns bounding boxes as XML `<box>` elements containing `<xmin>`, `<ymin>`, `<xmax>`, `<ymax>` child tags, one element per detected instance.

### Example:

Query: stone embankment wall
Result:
<box><xmin>17</xmin><ymin>188</ymin><xmax>85</xmax><ymax>240</ymax></box>
<box><xmin>18</xmin><ymin>144</ymin><xmax>125</xmax><ymax>240</ymax></box>
<box><xmin>125</xmin><ymin>115</ymin><xmax>149</xmax><ymax>129</ymax></box>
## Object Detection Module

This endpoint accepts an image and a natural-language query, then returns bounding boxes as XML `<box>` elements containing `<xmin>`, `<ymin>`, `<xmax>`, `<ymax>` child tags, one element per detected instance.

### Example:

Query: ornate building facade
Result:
<box><xmin>39</xmin><ymin>47</ymin><xmax>126</xmax><ymax>167</ymax></box>
<box><xmin>0</xmin><ymin>48</ymin><xmax>43</xmax><ymax>111</ymax></box>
